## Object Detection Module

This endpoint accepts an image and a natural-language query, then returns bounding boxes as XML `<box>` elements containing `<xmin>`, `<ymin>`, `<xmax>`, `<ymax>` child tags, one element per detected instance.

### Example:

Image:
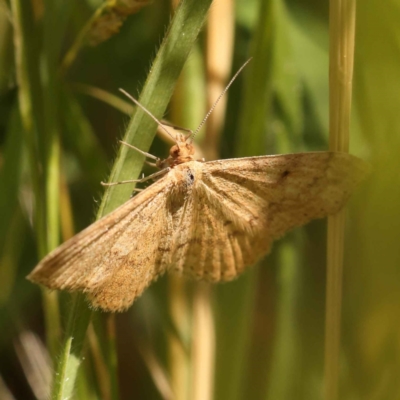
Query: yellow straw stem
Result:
<box><xmin>325</xmin><ymin>1</ymin><xmax>356</xmax><ymax>399</ymax></box>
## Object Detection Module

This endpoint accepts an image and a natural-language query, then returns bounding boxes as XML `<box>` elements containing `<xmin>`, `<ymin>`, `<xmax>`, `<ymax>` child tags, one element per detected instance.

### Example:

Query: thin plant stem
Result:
<box><xmin>87</xmin><ymin>322</ymin><xmax>111</xmax><ymax>400</ymax></box>
<box><xmin>71</xmin><ymin>82</ymin><xmax>134</xmax><ymax>115</ymax></box>
<box><xmin>0</xmin><ymin>110</ymin><xmax>24</xmax><ymax>306</ymax></box>
<box><xmin>60</xmin><ymin>1</ymin><xmax>109</xmax><ymax>74</ymax></box>
<box><xmin>190</xmin><ymin>2</ymin><xmax>235</xmax><ymax>397</ymax></box>
<box><xmin>10</xmin><ymin>0</ymin><xmax>62</xmax><ymax>360</ymax></box>
<box><xmin>106</xmin><ymin>314</ymin><xmax>119</xmax><ymax>400</ymax></box>
<box><xmin>41</xmin><ymin>0</ymin><xmax>67</xmax><ymax>360</ymax></box>
<box><xmin>10</xmin><ymin>0</ymin><xmax>45</xmax><ymax>257</ymax></box>
<box><xmin>168</xmin><ymin>275</ymin><xmax>191</xmax><ymax>400</ymax></box>
<box><xmin>213</xmin><ymin>0</ymin><xmax>274</xmax><ymax>399</ymax></box>
<box><xmin>0</xmin><ymin>210</ymin><xmax>24</xmax><ymax>306</ymax></box>
<box><xmin>325</xmin><ymin>1</ymin><xmax>356</xmax><ymax>399</ymax></box>
<box><xmin>135</xmin><ymin>337</ymin><xmax>174</xmax><ymax>400</ymax></box>
<box><xmin>191</xmin><ymin>284</ymin><xmax>215</xmax><ymax>400</ymax></box>
<box><xmin>51</xmin><ymin>294</ymin><xmax>92</xmax><ymax>400</ymax></box>
<box><xmin>204</xmin><ymin>0</ymin><xmax>234</xmax><ymax>160</ymax></box>
<box><xmin>165</xmin><ymin>15</ymin><xmax>213</xmax><ymax>400</ymax></box>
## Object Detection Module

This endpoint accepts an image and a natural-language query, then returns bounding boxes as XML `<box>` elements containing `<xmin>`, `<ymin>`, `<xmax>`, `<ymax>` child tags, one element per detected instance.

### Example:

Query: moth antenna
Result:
<box><xmin>161</xmin><ymin>121</ymin><xmax>194</xmax><ymax>135</ymax></box>
<box><xmin>119</xmin><ymin>89</ymin><xmax>178</xmax><ymax>144</ymax></box>
<box><xmin>190</xmin><ymin>57</ymin><xmax>253</xmax><ymax>142</ymax></box>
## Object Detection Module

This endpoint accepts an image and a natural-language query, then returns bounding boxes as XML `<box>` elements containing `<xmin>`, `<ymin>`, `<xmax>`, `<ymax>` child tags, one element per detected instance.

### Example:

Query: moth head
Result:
<box><xmin>169</xmin><ymin>144</ymin><xmax>180</xmax><ymax>158</ymax></box>
<box><xmin>170</xmin><ymin>138</ymin><xmax>195</xmax><ymax>156</ymax></box>
<box><xmin>166</xmin><ymin>139</ymin><xmax>195</xmax><ymax>166</ymax></box>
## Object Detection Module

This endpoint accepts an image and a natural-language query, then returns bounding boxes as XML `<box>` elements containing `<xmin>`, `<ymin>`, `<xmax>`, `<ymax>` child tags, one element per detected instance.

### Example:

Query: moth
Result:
<box><xmin>28</xmin><ymin>62</ymin><xmax>369</xmax><ymax>312</ymax></box>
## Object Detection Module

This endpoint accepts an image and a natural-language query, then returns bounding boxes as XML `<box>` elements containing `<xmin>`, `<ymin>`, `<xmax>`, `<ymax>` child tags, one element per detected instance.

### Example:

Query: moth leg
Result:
<box><xmin>130</xmin><ymin>187</ymin><xmax>143</xmax><ymax>198</ymax></box>
<box><xmin>134</xmin><ymin>168</ymin><xmax>170</xmax><ymax>182</ymax></box>
<box><xmin>119</xmin><ymin>141</ymin><xmax>160</xmax><ymax>162</ymax></box>
<box><xmin>144</xmin><ymin>161</ymin><xmax>158</xmax><ymax>168</ymax></box>
<box><xmin>101</xmin><ymin>168</ymin><xmax>170</xmax><ymax>187</ymax></box>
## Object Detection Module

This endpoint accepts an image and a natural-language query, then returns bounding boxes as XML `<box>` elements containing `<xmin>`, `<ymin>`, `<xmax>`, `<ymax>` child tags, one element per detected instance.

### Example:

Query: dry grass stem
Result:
<box><xmin>137</xmin><ymin>337</ymin><xmax>175</xmax><ymax>400</ymax></box>
<box><xmin>0</xmin><ymin>375</ymin><xmax>15</xmax><ymax>400</ymax></box>
<box><xmin>168</xmin><ymin>275</ymin><xmax>191</xmax><ymax>400</ymax></box>
<box><xmin>204</xmin><ymin>0</ymin><xmax>235</xmax><ymax>160</ymax></box>
<box><xmin>191</xmin><ymin>283</ymin><xmax>215</xmax><ymax>400</ymax></box>
<box><xmin>87</xmin><ymin>323</ymin><xmax>111</xmax><ymax>400</ymax></box>
<box><xmin>14</xmin><ymin>331</ymin><xmax>52</xmax><ymax>400</ymax></box>
<box><xmin>325</xmin><ymin>1</ymin><xmax>357</xmax><ymax>399</ymax></box>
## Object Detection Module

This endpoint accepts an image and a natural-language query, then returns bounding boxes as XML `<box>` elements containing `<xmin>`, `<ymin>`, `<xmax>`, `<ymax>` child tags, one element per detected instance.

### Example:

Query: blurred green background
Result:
<box><xmin>0</xmin><ymin>0</ymin><xmax>398</xmax><ymax>399</ymax></box>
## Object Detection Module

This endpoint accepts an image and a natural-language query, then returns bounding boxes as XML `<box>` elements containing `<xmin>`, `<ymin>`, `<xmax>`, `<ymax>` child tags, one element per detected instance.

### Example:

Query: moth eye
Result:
<box><xmin>170</xmin><ymin>145</ymin><xmax>180</xmax><ymax>157</ymax></box>
<box><xmin>186</xmin><ymin>170</ymin><xmax>195</xmax><ymax>184</ymax></box>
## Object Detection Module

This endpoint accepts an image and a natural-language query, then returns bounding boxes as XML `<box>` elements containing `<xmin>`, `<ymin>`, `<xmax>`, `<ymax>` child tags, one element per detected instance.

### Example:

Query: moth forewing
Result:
<box><xmin>27</xmin><ymin>175</ymin><xmax>174</xmax><ymax>311</ymax></box>
<box><xmin>171</xmin><ymin>151</ymin><xmax>369</xmax><ymax>282</ymax></box>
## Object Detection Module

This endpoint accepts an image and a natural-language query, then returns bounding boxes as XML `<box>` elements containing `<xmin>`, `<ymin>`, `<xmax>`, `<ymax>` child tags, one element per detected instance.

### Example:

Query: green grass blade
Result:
<box><xmin>98</xmin><ymin>0</ymin><xmax>214</xmax><ymax>217</ymax></box>
<box><xmin>0</xmin><ymin>107</ymin><xmax>23</xmax><ymax>260</ymax></box>
<box><xmin>10</xmin><ymin>0</ymin><xmax>63</xmax><ymax>361</ymax></box>
<box><xmin>52</xmin><ymin>294</ymin><xmax>92</xmax><ymax>400</ymax></box>
<box><xmin>10</xmin><ymin>0</ymin><xmax>46</xmax><ymax>255</ymax></box>
<box><xmin>0</xmin><ymin>109</ymin><xmax>25</xmax><ymax>308</ymax></box>
<box><xmin>51</xmin><ymin>1</ymin><xmax>214</xmax><ymax>398</ymax></box>
<box><xmin>41</xmin><ymin>0</ymin><xmax>73</xmax><ymax>359</ymax></box>
<box><xmin>290</xmin><ymin>8</ymin><xmax>329</xmax><ymax>138</ymax></box>
<box><xmin>235</xmin><ymin>0</ymin><xmax>274</xmax><ymax>158</ymax></box>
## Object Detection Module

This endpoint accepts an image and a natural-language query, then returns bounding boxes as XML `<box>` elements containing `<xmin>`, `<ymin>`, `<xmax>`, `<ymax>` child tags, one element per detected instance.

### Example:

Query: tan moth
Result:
<box><xmin>28</xmin><ymin>61</ymin><xmax>369</xmax><ymax>312</ymax></box>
